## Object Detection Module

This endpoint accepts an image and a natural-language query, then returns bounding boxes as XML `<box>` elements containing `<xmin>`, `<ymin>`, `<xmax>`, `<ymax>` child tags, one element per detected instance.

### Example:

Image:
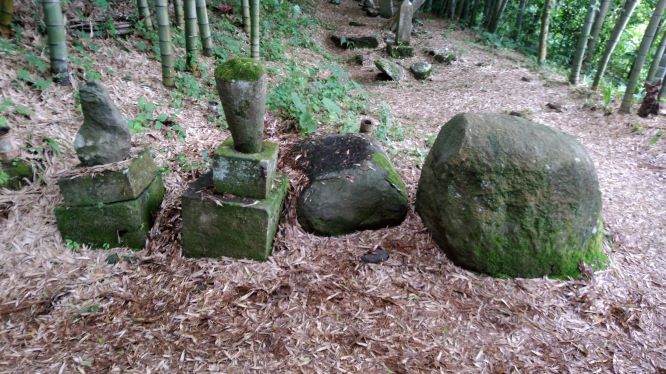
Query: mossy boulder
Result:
<box><xmin>415</xmin><ymin>113</ymin><xmax>606</xmax><ymax>279</ymax></box>
<box><xmin>296</xmin><ymin>134</ymin><xmax>408</xmax><ymax>236</ymax></box>
<box><xmin>410</xmin><ymin>62</ymin><xmax>432</xmax><ymax>80</ymax></box>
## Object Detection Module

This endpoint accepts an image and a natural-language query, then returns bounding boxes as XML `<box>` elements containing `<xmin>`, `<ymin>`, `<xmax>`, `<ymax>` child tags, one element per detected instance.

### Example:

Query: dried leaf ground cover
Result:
<box><xmin>1</xmin><ymin>2</ymin><xmax>666</xmax><ymax>373</ymax></box>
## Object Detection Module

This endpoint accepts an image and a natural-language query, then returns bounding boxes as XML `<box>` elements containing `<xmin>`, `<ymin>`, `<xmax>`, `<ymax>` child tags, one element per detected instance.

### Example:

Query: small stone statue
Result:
<box><xmin>74</xmin><ymin>81</ymin><xmax>131</xmax><ymax>166</ymax></box>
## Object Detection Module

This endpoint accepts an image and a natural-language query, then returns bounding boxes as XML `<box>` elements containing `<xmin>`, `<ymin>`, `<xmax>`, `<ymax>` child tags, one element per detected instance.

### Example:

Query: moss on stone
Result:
<box><xmin>372</xmin><ymin>152</ymin><xmax>407</xmax><ymax>201</ymax></box>
<box><xmin>215</xmin><ymin>57</ymin><xmax>265</xmax><ymax>82</ymax></box>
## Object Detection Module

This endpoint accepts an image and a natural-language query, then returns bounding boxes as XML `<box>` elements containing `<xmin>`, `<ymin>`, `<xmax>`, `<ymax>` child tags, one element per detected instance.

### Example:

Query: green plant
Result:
<box><xmin>267</xmin><ymin>62</ymin><xmax>368</xmax><ymax>133</ymax></box>
<box><xmin>650</xmin><ymin>129</ymin><xmax>663</xmax><ymax>144</ymax></box>
<box><xmin>65</xmin><ymin>239</ymin><xmax>81</xmax><ymax>251</ymax></box>
<box><xmin>128</xmin><ymin>96</ymin><xmax>155</xmax><ymax>133</ymax></box>
<box><xmin>0</xmin><ymin>171</ymin><xmax>10</xmax><ymax>186</ymax></box>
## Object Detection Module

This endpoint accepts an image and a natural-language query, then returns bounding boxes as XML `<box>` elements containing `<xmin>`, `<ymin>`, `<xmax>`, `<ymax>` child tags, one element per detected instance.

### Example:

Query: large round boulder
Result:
<box><xmin>296</xmin><ymin>134</ymin><xmax>408</xmax><ymax>236</ymax></box>
<box><xmin>416</xmin><ymin>113</ymin><xmax>606</xmax><ymax>278</ymax></box>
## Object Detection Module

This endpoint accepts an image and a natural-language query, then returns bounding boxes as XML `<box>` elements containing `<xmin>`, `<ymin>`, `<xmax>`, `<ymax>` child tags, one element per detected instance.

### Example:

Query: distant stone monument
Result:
<box><xmin>379</xmin><ymin>0</ymin><xmax>394</xmax><ymax>18</ymax></box>
<box><xmin>396</xmin><ymin>0</ymin><xmax>413</xmax><ymax>44</ymax></box>
<box><xmin>180</xmin><ymin>58</ymin><xmax>288</xmax><ymax>261</ymax></box>
<box><xmin>55</xmin><ymin>81</ymin><xmax>164</xmax><ymax>249</ymax></box>
<box><xmin>385</xmin><ymin>0</ymin><xmax>414</xmax><ymax>58</ymax></box>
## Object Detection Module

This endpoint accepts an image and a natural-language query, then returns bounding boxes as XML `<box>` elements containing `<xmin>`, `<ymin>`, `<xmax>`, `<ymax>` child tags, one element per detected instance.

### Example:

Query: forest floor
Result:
<box><xmin>1</xmin><ymin>1</ymin><xmax>666</xmax><ymax>373</ymax></box>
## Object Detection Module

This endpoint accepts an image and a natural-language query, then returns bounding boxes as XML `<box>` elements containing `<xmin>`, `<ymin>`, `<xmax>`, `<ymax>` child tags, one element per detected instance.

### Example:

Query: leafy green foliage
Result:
<box><xmin>267</xmin><ymin>62</ymin><xmax>369</xmax><ymax>133</ymax></box>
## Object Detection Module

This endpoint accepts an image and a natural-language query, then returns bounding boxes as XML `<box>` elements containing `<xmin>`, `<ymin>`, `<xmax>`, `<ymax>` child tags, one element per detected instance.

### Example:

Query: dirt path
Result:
<box><xmin>1</xmin><ymin>3</ymin><xmax>665</xmax><ymax>372</ymax></box>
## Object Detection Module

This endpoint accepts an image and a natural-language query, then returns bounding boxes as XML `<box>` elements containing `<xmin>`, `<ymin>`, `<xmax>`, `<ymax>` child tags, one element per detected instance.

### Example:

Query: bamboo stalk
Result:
<box><xmin>0</xmin><ymin>0</ymin><xmax>13</xmax><ymax>36</ymax></box>
<box><xmin>242</xmin><ymin>0</ymin><xmax>250</xmax><ymax>34</ymax></box>
<box><xmin>42</xmin><ymin>0</ymin><xmax>70</xmax><ymax>85</ymax></box>
<box><xmin>184</xmin><ymin>0</ymin><xmax>199</xmax><ymax>72</ymax></box>
<box><xmin>137</xmin><ymin>0</ymin><xmax>153</xmax><ymax>30</ymax></box>
<box><xmin>250</xmin><ymin>0</ymin><xmax>259</xmax><ymax>60</ymax></box>
<box><xmin>173</xmin><ymin>0</ymin><xmax>185</xmax><ymax>28</ymax></box>
<box><xmin>155</xmin><ymin>0</ymin><xmax>175</xmax><ymax>87</ymax></box>
<box><xmin>195</xmin><ymin>0</ymin><xmax>212</xmax><ymax>57</ymax></box>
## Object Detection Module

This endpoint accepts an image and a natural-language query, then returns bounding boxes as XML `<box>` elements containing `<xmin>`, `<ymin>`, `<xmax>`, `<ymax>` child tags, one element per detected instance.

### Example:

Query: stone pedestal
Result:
<box><xmin>181</xmin><ymin>173</ymin><xmax>288</xmax><ymax>260</ymax></box>
<box><xmin>54</xmin><ymin>152</ymin><xmax>164</xmax><ymax>249</ymax></box>
<box><xmin>212</xmin><ymin>139</ymin><xmax>278</xmax><ymax>199</ymax></box>
<box><xmin>387</xmin><ymin>42</ymin><xmax>414</xmax><ymax>58</ymax></box>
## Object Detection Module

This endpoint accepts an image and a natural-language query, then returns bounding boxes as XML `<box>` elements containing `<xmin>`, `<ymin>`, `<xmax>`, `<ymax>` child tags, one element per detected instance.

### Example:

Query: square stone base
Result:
<box><xmin>54</xmin><ymin>175</ymin><xmax>164</xmax><ymax>249</ymax></box>
<box><xmin>212</xmin><ymin>139</ymin><xmax>278</xmax><ymax>199</ymax></box>
<box><xmin>387</xmin><ymin>43</ymin><xmax>414</xmax><ymax>58</ymax></box>
<box><xmin>58</xmin><ymin>151</ymin><xmax>157</xmax><ymax>206</ymax></box>
<box><xmin>181</xmin><ymin>172</ymin><xmax>288</xmax><ymax>261</ymax></box>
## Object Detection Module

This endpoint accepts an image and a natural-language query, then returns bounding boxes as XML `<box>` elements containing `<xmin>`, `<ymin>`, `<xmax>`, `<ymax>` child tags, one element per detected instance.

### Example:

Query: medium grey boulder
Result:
<box><xmin>375</xmin><ymin>58</ymin><xmax>403</xmax><ymax>81</ymax></box>
<box><xmin>416</xmin><ymin>113</ymin><xmax>606</xmax><ymax>279</ymax></box>
<box><xmin>296</xmin><ymin>134</ymin><xmax>408</xmax><ymax>236</ymax></box>
<box><xmin>74</xmin><ymin>81</ymin><xmax>131</xmax><ymax>166</ymax></box>
<box><xmin>410</xmin><ymin>62</ymin><xmax>432</xmax><ymax>79</ymax></box>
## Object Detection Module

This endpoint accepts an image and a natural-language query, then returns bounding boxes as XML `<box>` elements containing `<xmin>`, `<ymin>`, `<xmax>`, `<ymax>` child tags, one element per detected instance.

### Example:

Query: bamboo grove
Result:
<box><xmin>0</xmin><ymin>0</ymin><xmax>664</xmax><ymax>113</ymax></box>
<box><xmin>426</xmin><ymin>0</ymin><xmax>666</xmax><ymax>111</ymax></box>
<box><xmin>0</xmin><ymin>0</ymin><xmax>261</xmax><ymax>89</ymax></box>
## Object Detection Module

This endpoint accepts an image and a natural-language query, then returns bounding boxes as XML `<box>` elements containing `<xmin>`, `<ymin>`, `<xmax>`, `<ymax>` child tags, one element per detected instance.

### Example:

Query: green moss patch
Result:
<box><xmin>372</xmin><ymin>152</ymin><xmax>407</xmax><ymax>201</ymax></box>
<box><xmin>215</xmin><ymin>57</ymin><xmax>265</xmax><ymax>82</ymax></box>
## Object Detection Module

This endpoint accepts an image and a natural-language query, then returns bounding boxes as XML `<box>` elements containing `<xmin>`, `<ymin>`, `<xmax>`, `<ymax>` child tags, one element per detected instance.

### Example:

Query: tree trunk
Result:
<box><xmin>455</xmin><ymin>0</ymin><xmax>465</xmax><ymax>19</ymax></box>
<box><xmin>488</xmin><ymin>0</ymin><xmax>508</xmax><ymax>33</ymax></box>
<box><xmin>250</xmin><ymin>0</ymin><xmax>259</xmax><ymax>60</ymax></box>
<box><xmin>195</xmin><ymin>0</ymin><xmax>212</xmax><ymax>56</ymax></box>
<box><xmin>0</xmin><ymin>0</ymin><xmax>13</xmax><ymax>36</ymax></box>
<box><xmin>173</xmin><ymin>0</ymin><xmax>185</xmax><ymax>28</ymax></box>
<box><xmin>42</xmin><ymin>0</ymin><xmax>69</xmax><ymax>85</ymax></box>
<box><xmin>619</xmin><ymin>0</ymin><xmax>666</xmax><ymax>113</ymax></box>
<box><xmin>448</xmin><ymin>0</ymin><xmax>457</xmax><ymax>18</ymax></box>
<box><xmin>242</xmin><ymin>0</ymin><xmax>250</xmax><ymax>34</ymax></box>
<box><xmin>514</xmin><ymin>0</ymin><xmax>529</xmax><ymax>41</ymax></box>
<box><xmin>569</xmin><ymin>0</ymin><xmax>598</xmax><ymax>84</ymax></box>
<box><xmin>651</xmin><ymin>44</ymin><xmax>666</xmax><ymax>84</ymax></box>
<box><xmin>591</xmin><ymin>0</ymin><xmax>639</xmax><ymax>90</ymax></box>
<box><xmin>184</xmin><ymin>0</ymin><xmax>199</xmax><ymax>73</ymax></box>
<box><xmin>647</xmin><ymin>27</ymin><xmax>666</xmax><ymax>81</ymax></box>
<box><xmin>582</xmin><ymin>0</ymin><xmax>611</xmax><ymax>70</ymax></box>
<box><xmin>538</xmin><ymin>0</ymin><xmax>553</xmax><ymax>64</ymax></box>
<box><xmin>155</xmin><ymin>0</ymin><xmax>175</xmax><ymax>87</ymax></box>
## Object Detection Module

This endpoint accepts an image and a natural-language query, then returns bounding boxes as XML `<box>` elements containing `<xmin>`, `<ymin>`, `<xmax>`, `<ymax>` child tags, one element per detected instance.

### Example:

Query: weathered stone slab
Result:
<box><xmin>379</xmin><ymin>0</ymin><xmax>394</xmax><ymax>18</ymax></box>
<box><xmin>375</xmin><ymin>58</ymin><xmax>403</xmax><ymax>81</ymax></box>
<box><xmin>58</xmin><ymin>151</ymin><xmax>157</xmax><ymax>207</ymax></box>
<box><xmin>181</xmin><ymin>173</ymin><xmax>288</xmax><ymax>261</ymax></box>
<box><xmin>396</xmin><ymin>0</ymin><xmax>413</xmax><ymax>45</ymax></box>
<box><xmin>55</xmin><ymin>175</ymin><xmax>164</xmax><ymax>249</ymax></box>
<box><xmin>74</xmin><ymin>81</ymin><xmax>131</xmax><ymax>166</ymax></box>
<box><xmin>212</xmin><ymin>139</ymin><xmax>278</xmax><ymax>199</ymax></box>
<box><xmin>387</xmin><ymin>43</ymin><xmax>414</xmax><ymax>58</ymax></box>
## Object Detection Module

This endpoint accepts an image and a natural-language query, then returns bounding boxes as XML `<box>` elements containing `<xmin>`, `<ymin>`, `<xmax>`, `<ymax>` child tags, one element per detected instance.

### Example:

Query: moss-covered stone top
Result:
<box><xmin>215</xmin><ymin>57</ymin><xmax>265</xmax><ymax>82</ymax></box>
